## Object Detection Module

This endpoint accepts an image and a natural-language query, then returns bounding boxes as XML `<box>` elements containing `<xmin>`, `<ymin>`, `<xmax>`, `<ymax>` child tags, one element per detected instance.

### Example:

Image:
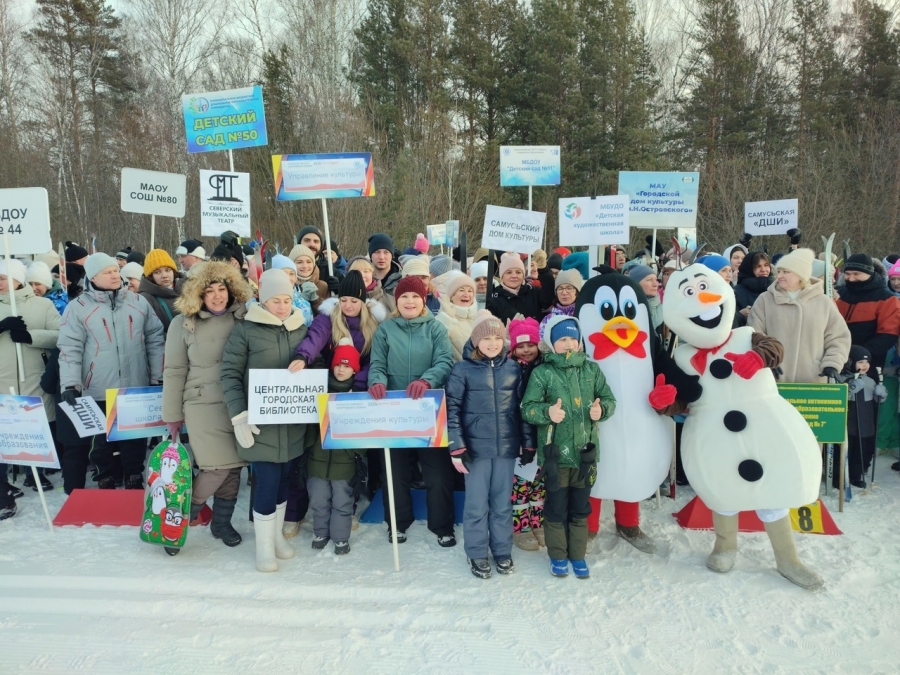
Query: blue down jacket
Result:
<box><xmin>445</xmin><ymin>342</ymin><xmax>536</xmax><ymax>459</ymax></box>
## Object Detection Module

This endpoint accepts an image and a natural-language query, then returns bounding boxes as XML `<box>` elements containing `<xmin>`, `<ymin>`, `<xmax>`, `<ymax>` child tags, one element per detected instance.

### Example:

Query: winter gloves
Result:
<box><xmin>577</xmin><ymin>443</ymin><xmax>598</xmax><ymax>487</ymax></box>
<box><xmin>231</xmin><ymin>411</ymin><xmax>260</xmax><ymax>448</ymax></box>
<box><xmin>368</xmin><ymin>383</ymin><xmax>386</xmax><ymax>400</ymax></box>
<box><xmin>0</xmin><ymin>316</ymin><xmax>25</xmax><ymax>334</ymax></box>
<box><xmin>725</xmin><ymin>350</ymin><xmax>765</xmax><ymax>379</ymax></box>
<box><xmin>300</xmin><ymin>282</ymin><xmax>319</xmax><ymax>302</ymax></box>
<box><xmin>819</xmin><ymin>367</ymin><xmax>839</xmax><ymax>380</ymax></box>
<box><xmin>536</xmin><ymin>442</ymin><xmax>560</xmax><ymax>492</ymax></box>
<box><xmin>61</xmin><ymin>387</ymin><xmax>79</xmax><ymax>407</ymax></box>
<box><xmin>520</xmin><ymin>447</ymin><xmax>536</xmax><ymax>466</ymax></box>
<box><xmin>406</xmin><ymin>379</ymin><xmax>430</xmax><ymax>400</ymax></box>
<box><xmin>450</xmin><ymin>448</ymin><xmax>472</xmax><ymax>474</ymax></box>
<box><xmin>875</xmin><ymin>383</ymin><xmax>888</xmax><ymax>403</ymax></box>
<box><xmin>649</xmin><ymin>374</ymin><xmax>678</xmax><ymax>410</ymax></box>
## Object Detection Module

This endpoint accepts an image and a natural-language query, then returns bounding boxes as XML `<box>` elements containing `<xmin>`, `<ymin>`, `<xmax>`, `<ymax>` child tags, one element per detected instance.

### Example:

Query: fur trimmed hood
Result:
<box><xmin>175</xmin><ymin>261</ymin><xmax>253</xmax><ymax>317</ymax></box>
<box><xmin>318</xmin><ymin>296</ymin><xmax>388</xmax><ymax>324</ymax></box>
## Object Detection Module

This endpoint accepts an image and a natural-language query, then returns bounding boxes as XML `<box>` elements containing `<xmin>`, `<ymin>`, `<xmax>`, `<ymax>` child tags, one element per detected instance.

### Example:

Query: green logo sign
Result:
<box><xmin>777</xmin><ymin>383</ymin><xmax>848</xmax><ymax>444</ymax></box>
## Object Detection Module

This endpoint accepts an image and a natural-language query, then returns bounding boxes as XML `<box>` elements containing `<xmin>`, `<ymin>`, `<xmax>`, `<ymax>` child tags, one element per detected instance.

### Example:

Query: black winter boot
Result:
<box><xmin>210</xmin><ymin>497</ymin><xmax>242</xmax><ymax>547</ymax></box>
<box><xmin>124</xmin><ymin>474</ymin><xmax>143</xmax><ymax>490</ymax></box>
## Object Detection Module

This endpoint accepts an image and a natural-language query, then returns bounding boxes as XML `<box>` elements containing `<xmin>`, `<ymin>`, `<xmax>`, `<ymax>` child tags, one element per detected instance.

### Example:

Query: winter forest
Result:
<box><xmin>1</xmin><ymin>0</ymin><xmax>900</xmax><ymax>257</ymax></box>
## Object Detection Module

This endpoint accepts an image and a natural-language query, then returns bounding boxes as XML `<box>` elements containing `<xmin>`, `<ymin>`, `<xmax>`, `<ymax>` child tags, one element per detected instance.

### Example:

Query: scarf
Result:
<box><xmin>689</xmin><ymin>332</ymin><xmax>732</xmax><ymax>374</ymax></box>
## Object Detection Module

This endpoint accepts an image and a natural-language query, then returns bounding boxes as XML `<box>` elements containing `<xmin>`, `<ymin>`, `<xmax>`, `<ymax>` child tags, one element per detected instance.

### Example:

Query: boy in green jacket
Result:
<box><xmin>521</xmin><ymin>315</ymin><xmax>616</xmax><ymax>579</ymax></box>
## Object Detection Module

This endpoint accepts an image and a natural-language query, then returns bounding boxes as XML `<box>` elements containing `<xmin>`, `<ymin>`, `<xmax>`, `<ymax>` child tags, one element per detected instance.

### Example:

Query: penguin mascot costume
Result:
<box><xmin>576</xmin><ymin>272</ymin><xmax>698</xmax><ymax>553</ymax></box>
<box><xmin>650</xmin><ymin>264</ymin><xmax>823</xmax><ymax>589</ymax></box>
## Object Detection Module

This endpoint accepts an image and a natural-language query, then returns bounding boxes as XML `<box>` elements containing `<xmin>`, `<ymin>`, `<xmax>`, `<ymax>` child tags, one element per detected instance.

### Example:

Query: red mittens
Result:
<box><xmin>725</xmin><ymin>350</ymin><xmax>764</xmax><ymax>379</ymax></box>
<box><xmin>648</xmin><ymin>374</ymin><xmax>677</xmax><ymax>410</ymax></box>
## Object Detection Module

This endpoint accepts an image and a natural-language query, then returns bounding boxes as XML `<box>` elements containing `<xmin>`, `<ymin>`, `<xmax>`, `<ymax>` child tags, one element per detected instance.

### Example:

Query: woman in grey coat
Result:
<box><xmin>163</xmin><ymin>261</ymin><xmax>253</xmax><ymax>547</ymax></box>
<box><xmin>221</xmin><ymin>269</ymin><xmax>309</xmax><ymax>572</ymax></box>
<box><xmin>57</xmin><ymin>253</ymin><xmax>164</xmax><ymax>489</ymax></box>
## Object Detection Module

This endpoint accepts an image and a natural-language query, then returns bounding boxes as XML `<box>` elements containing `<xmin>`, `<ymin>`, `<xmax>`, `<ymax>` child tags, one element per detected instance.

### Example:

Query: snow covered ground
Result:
<box><xmin>2</xmin><ymin>461</ymin><xmax>899</xmax><ymax>674</ymax></box>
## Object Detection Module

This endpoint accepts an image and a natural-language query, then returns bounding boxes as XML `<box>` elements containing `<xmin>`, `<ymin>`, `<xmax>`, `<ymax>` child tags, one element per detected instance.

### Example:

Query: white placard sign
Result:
<box><xmin>248</xmin><ymin>369</ymin><xmax>328</xmax><ymax>425</ymax></box>
<box><xmin>558</xmin><ymin>195</ymin><xmax>630</xmax><ymax>245</ymax></box>
<box><xmin>199</xmin><ymin>169</ymin><xmax>251</xmax><ymax>237</ymax></box>
<box><xmin>0</xmin><ymin>394</ymin><xmax>60</xmax><ymax>469</ymax></box>
<box><xmin>120</xmin><ymin>167</ymin><xmax>187</xmax><ymax>218</ymax></box>
<box><xmin>744</xmin><ymin>198</ymin><xmax>798</xmax><ymax>236</ymax></box>
<box><xmin>59</xmin><ymin>396</ymin><xmax>107</xmax><ymax>438</ymax></box>
<box><xmin>0</xmin><ymin>187</ymin><xmax>52</xmax><ymax>255</ymax></box>
<box><xmin>500</xmin><ymin>146</ymin><xmax>561</xmax><ymax>186</ymax></box>
<box><xmin>481</xmin><ymin>205</ymin><xmax>546</xmax><ymax>255</ymax></box>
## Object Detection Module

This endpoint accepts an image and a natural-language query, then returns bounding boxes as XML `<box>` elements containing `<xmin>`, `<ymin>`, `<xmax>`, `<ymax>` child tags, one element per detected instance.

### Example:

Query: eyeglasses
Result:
<box><xmin>557</xmin><ymin>285</ymin><xmax>576</xmax><ymax>293</ymax></box>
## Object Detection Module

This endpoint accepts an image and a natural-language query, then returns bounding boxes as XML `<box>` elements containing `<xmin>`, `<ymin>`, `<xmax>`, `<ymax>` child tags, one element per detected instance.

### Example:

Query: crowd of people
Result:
<box><xmin>1</xmin><ymin>226</ymin><xmax>898</xmax><ymax>581</ymax></box>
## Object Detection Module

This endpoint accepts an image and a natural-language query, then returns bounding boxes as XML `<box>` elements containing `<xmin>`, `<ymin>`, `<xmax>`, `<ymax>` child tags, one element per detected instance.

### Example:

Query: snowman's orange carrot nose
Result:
<box><xmin>698</xmin><ymin>291</ymin><xmax>722</xmax><ymax>304</ymax></box>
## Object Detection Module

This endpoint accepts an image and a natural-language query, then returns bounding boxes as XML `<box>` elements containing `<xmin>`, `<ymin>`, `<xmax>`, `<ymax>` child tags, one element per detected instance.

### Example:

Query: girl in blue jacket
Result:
<box><xmin>445</xmin><ymin>311</ymin><xmax>536</xmax><ymax>579</ymax></box>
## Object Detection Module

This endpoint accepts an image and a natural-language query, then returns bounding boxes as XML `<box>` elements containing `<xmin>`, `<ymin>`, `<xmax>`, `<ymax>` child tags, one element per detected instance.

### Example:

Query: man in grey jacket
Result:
<box><xmin>58</xmin><ymin>253</ymin><xmax>165</xmax><ymax>489</ymax></box>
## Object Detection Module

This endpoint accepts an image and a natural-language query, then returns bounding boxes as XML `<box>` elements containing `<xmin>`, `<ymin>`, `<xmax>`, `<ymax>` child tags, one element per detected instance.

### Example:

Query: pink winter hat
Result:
<box><xmin>499</xmin><ymin>251</ymin><xmax>525</xmax><ymax>278</ymax></box>
<box><xmin>889</xmin><ymin>260</ymin><xmax>900</xmax><ymax>278</ymax></box>
<box><xmin>414</xmin><ymin>233</ymin><xmax>430</xmax><ymax>253</ymax></box>
<box><xmin>509</xmin><ymin>317</ymin><xmax>540</xmax><ymax>346</ymax></box>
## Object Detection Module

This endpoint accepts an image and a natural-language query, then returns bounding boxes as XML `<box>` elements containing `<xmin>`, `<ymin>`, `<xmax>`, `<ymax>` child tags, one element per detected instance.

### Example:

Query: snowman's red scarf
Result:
<box><xmin>689</xmin><ymin>331</ymin><xmax>733</xmax><ymax>374</ymax></box>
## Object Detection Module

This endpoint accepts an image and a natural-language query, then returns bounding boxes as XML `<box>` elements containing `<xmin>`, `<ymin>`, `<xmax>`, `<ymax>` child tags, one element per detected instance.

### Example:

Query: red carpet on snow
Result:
<box><xmin>674</xmin><ymin>496</ymin><xmax>842</xmax><ymax>535</ymax></box>
<box><xmin>53</xmin><ymin>489</ymin><xmax>145</xmax><ymax>527</ymax></box>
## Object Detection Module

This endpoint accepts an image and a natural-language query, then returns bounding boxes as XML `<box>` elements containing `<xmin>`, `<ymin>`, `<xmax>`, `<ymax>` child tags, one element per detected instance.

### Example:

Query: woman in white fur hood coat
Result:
<box><xmin>435</xmin><ymin>272</ymin><xmax>480</xmax><ymax>361</ymax></box>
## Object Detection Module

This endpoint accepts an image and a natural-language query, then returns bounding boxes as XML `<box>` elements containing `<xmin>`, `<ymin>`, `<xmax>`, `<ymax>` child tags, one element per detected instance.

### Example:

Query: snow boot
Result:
<box><xmin>532</xmin><ymin>527</ymin><xmax>545</xmax><ymax>548</ymax></box>
<box><xmin>252</xmin><ymin>511</ymin><xmax>278</xmax><ymax>573</ymax></box>
<box><xmin>334</xmin><ymin>540</ymin><xmax>350</xmax><ymax>555</ymax></box>
<box><xmin>311</xmin><ymin>535</ymin><xmax>330</xmax><ymax>550</ymax></box>
<box><xmin>273</xmin><ymin>502</ymin><xmax>295</xmax><ymax>560</ymax></box>
<box><xmin>549</xmin><ymin>558</ymin><xmax>569</xmax><ymax>577</ymax></box>
<box><xmin>388</xmin><ymin>529</ymin><xmax>407</xmax><ymax>544</ymax></box>
<box><xmin>764</xmin><ymin>516</ymin><xmax>824</xmax><ymax>590</ymax></box>
<box><xmin>495</xmin><ymin>556</ymin><xmax>515</xmax><ymax>574</ymax></box>
<box><xmin>282</xmin><ymin>521</ymin><xmax>301</xmax><ymax>538</ymax></box>
<box><xmin>7</xmin><ymin>484</ymin><xmax>23</xmax><ymax>500</ymax></box>
<box><xmin>616</xmin><ymin>523</ymin><xmax>657</xmax><ymax>554</ymax></box>
<box><xmin>0</xmin><ymin>502</ymin><xmax>16</xmax><ymax>520</ymax></box>
<box><xmin>210</xmin><ymin>497</ymin><xmax>242</xmax><ymax>547</ymax></box>
<box><xmin>437</xmin><ymin>534</ymin><xmax>457</xmax><ymax>548</ymax></box>
<box><xmin>23</xmin><ymin>473</ymin><xmax>52</xmax><ymax>492</ymax></box>
<box><xmin>513</xmin><ymin>531</ymin><xmax>540</xmax><ymax>551</ymax></box>
<box><xmin>469</xmin><ymin>558</ymin><xmax>492</xmax><ymax>579</ymax></box>
<box><xmin>97</xmin><ymin>476</ymin><xmax>116</xmax><ymax>490</ymax></box>
<box><xmin>707</xmin><ymin>512</ymin><xmax>738</xmax><ymax>573</ymax></box>
<box><xmin>570</xmin><ymin>559</ymin><xmax>590</xmax><ymax>579</ymax></box>
<box><xmin>124</xmin><ymin>474</ymin><xmax>143</xmax><ymax>490</ymax></box>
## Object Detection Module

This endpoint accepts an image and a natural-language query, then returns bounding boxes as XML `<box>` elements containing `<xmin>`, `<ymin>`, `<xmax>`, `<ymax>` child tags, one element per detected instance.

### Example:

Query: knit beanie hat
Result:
<box><xmin>143</xmin><ymin>249</ymin><xmax>177</xmax><ymax>278</ymax></box>
<box><xmin>811</xmin><ymin>259</ymin><xmax>826</xmax><ymax>279</ymax></box>
<box><xmin>550</xmin><ymin>318</ymin><xmax>581</xmax><ymax>346</ymax></box>
<box><xmin>553</xmin><ymin>247</ymin><xmax>571</xmax><ymax>258</ymax></box>
<box><xmin>775</xmin><ymin>247</ymin><xmax>814</xmax><ymax>281</ymax></box>
<box><xmin>430</xmin><ymin>254</ymin><xmax>453</xmax><ymax>277</ymax></box>
<box><xmin>115</xmin><ymin>246</ymin><xmax>132</xmax><ymax>260</ymax></box>
<box><xmin>120</xmin><ymin>261</ymin><xmax>144</xmax><ymax>281</ymax></box>
<box><xmin>84</xmin><ymin>252</ymin><xmax>119</xmax><ymax>281</ymax></box>
<box><xmin>271</xmin><ymin>254</ymin><xmax>295</xmax><ymax>271</ymax></box>
<box><xmin>554</xmin><ymin>268</ymin><xmax>584</xmax><ymax>292</ymax></box>
<box><xmin>845</xmin><ymin>253</ymin><xmax>875</xmax><ymax>276</ymax></box>
<box><xmin>470</xmin><ymin>310</ymin><xmax>507</xmax><ymax>347</ymax></box>
<box><xmin>888</xmin><ymin>260</ymin><xmax>900</xmax><ymax>278</ymax></box>
<box><xmin>414</xmin><ymin>233</ymin><xmax>430</xmax><ymax>253</ymax></box>
<box><xmin>258</xmin><ymin>268</ymin><xmax>294</xmax><ymax>305</ymax></box>
<box><xmin>696</xmin><ymin>254</ymin><xmax>730</xmax><ymax>273</ymax></box>
<box><xmin>338</xmin><ymin>270</ymin><xmax>367</xmax><ymax>301</ymax></box>
<box><xmin>288</xmin><ymin>244</ymin><xmax>315</xmax><ymax>263</ymax></box>
<box><xmin>847</xmin><ymin>345</ymin><xmax>871</xmax><ymax>371</ymax></box>
<box><xmin>126</xmin><ymin>250</ymin><xmax>145</xmax><ymax>265</ymax></box>
<box><xmin>332</xmin><ymin>337</ymin><xmax>361</xmax><ymax>373</ymax></box>
<box><xmin>499</xmin><ymin>251</ymin><xmax>525</xmax><ymax>278</ymax></box>
<box><xmin>176</xmin><ymin>240</ymin><xmax>206</xmax><ymax>259</ymax></box>
<box><xmin>401</xmin><ymin>256</ymin><xmax>431</xmax><ymax>278</ymax></box>
<box><xmin>547</xmin><ymin>252</ymin><xmax>564</xmax><ymax>271</ymax></box>
<box><xmin>35</xmin><ymin>251</ymin><xmax>58</xmax><ymax>270</ymax></box>
<box><xmin>509</xmin><ymin>317</ymin><xmax>540</xmax><ymax>347</ymax></box>
<box><xmin>395</xmin><ymin>275</ymin><xmax>427</xmax><ymax>301</ymax></box>
<box><xmin>532</xmin><ymin>249</ymin><xmax>547</xmax><ymax>270</ymax></box>
<box><xmin>25</xmin><ymin>261</ymin><xmax>53</xmax><ymax>289</ymax></box>
<box><xmin>368</xmin><ymin>233</ymin><xmax>394</xmax><ymax>257</ymax></box>
<box><xmin>445</xmin><ymin>273</ymin><xmax>476</xmax><ymax>300</ymax></box>
<box><xmin>469</xmin><ymin>260</ymin><xmax>488</xmax><ymax>281</ymax></box>
<box><xmin>0</xmin><ymin>259</ymin><xmax>26</xmax><ymax>287</ymax></box>
<box><xmin>626</xmin><ymin>264</ymin><xmax>655</xmax><ymax>283</ymax></box>
<box><xmin>65</xmin><ymin>241</ymin><xmax>88</xmax><ymax>262</ymax></box>
<box><xmin>296</xmin><ymin>225</ymin><xmax>323</xmax><ymax>247</ymax></box>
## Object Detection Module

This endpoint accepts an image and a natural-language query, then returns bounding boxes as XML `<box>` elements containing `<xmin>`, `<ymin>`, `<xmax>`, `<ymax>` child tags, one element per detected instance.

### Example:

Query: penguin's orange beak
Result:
<box><xmin>698</xmin><ymin>291</ymin><xmax>722</xmax><ymax>304</ymax></box>
<box><xmin>602</xmin><ymin>316</ymin><xmax>640</xmax><ymax>348</ymax></box>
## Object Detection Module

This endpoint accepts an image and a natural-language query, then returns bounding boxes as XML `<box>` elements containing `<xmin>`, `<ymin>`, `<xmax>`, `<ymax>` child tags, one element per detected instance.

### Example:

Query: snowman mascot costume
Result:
<box><xmin>576</xmin><ymin>273</ymin><xmax>698</xmax><ymax>553</ymax></box>
<box><xmin>650</xmin><ymin>264</ymin><xmax>823</xmax><ymax>589</ymax></box>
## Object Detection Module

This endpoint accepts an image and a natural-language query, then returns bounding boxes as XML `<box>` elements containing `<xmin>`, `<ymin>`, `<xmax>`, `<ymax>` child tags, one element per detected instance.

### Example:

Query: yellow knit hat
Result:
<box><xmin>143</xmin><ymin>249</ymin><xmax>177</xmax><ymax>277</ymax></box>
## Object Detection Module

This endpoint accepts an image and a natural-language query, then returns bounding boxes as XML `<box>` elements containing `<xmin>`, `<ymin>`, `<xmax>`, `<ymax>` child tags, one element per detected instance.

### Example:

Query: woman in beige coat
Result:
<box><xmin>435</xmin><ymin>273</ymin><xmax>479</xmax><ymax>361</ymax></box>
<box><xmin>163</xmin><ymin>261</ymin><xmax>252</xmax><ymax>547</ymax></box>
<box><xmin>748</xmin><ymin>248</ymin><xmax>851</xmax><ymax>383</ymax></box>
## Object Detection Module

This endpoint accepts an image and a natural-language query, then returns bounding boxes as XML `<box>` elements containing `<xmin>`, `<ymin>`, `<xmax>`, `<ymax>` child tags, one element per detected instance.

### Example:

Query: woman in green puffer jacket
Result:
<box><xmin>221</xmin><ymin>270</ymin><xmax>309</xmax><ymax>573</ymax></box>
<box><xmin>367</xmin><ymin>276</ymin><xmax>455</xmax><ymax>547</ymax></box>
